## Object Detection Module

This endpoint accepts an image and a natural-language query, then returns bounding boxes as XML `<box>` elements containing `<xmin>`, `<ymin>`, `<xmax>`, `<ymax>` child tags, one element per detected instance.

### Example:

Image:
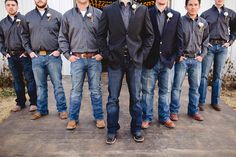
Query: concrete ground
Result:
<box><xmin>0</xmin><ymin>74</ymin><xmax>236</xmax><ymax>157</ymax></box>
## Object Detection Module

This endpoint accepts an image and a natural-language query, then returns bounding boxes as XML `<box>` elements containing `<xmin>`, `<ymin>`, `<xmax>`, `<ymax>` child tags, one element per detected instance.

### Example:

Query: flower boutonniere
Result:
<box><xmin>224</xmin><ymin>11</ymin><xmax>229</xmax><ymax>20</ymax></box>
<box><xmin>198</xmin><ymin>22</ymin><xmax>204</xmax><ymax>31</ymax></box>
<box><xmin>16</xmin><ymin>19</ymin><xmax>21</xmax><ymax>27</ymax></box>
<box><xmin>46</xmin><ymin>13</ymin><xmax>52</xmax><ymax>21</ymax></box>
<box><xmin>131</xmin><ymin>3</ymin><xmax>139</xmax><ymax>14</ymax></box>
<box><xmin>87</xmin><ymin>12</ymin><xmax>93</xmax><ymax>22</ymax></box>
<box><xmin>167</xmin><ymin>12</ymin><xmax>173</xmax><ymax>22</ymax></box>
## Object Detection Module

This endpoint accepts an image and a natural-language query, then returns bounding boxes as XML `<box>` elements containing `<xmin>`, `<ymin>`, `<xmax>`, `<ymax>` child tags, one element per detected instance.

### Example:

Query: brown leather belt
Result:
<box><xmin>72</xmin><ymin>52</ymin><xmax>97</xmax><ymax>58</ymax></box>
<box><xmin>35</xmin><ymin>50</ymin><xmax>53</xmax><ymax>56</ymax></box>
<box><xmin>210</xmin><ymin>39</ymin><xmax>227</xmax><ymax>45</ymax></box>
<box><xmin>183</xmin><ymin>53</ymin><xmax>197</xmax><ymax>58</ymax></box>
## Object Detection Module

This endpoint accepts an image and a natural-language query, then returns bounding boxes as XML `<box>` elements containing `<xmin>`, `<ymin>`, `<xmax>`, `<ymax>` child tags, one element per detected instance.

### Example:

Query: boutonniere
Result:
<box><xmin>131</xmin><ymin>3</ymin><xmax>139</xmax><ymax>14</ymax></box>
<box><xmin>224</xmin><ymin>11</ymin><xmax>228</xmax><ymax>20</ymax></box>
<box><xmin>46</xmin><ymin>13</ymin><xmax>52</xmax><ymax>21</ymax></box>
<box><xmin>167</xmin><ymin>12</ymin><xmax>173</xmax><ymax>22</ymax></box>
<box><xmin>87</xmin><ymin>12</ymin><xmax>93</xmax><ymax>22</ymax></box>
<box><xmin>16</xmin><ymin>19</ymin><xmax>21</xmax><ymax>27</ymax></box>
<box><xmin>198</xmin><ymin>22</ymin><xmax>204</xmax><ymax>31</ymax></box>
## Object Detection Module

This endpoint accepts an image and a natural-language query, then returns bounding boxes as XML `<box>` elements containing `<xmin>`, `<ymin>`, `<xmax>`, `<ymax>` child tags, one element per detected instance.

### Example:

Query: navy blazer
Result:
<box><xmin>97</xmin><ymin>0</ymin><xmax>154</xmax><ymax>69</ymax></box>
<box><xmin>143</xmin><ymin>6</ymin><xmax>183</xmax><ymax>69</ymax></box>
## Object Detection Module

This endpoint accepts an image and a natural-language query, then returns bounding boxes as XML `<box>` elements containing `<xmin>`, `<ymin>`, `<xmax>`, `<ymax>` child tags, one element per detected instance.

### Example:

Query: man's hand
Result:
<box><xmin>5</xmin><ymin>53</ymin><xmax>11</xmax><ymax>59</ymax></box>
<box><xmin>92</xmin><ymin>54</ymin><xmax>103</xmax><ymax>61</ymax></box>
<box><xmin>49</xmin><ymin>50</ymin><xmax>61</xmax><ymax>57</ymax></box>
<box><xmin>195</xmin><ymin>56</ymin><xmax>203</xmax><ymax>62</ymax></box>
<box><xmin>19</xmin><ymin>53</ymin><xmax>27</xmax><ymax>58</ymax></box>
<box><xmin>29</xmin><ymin>52</ymin><xmax>38</xmax><ymax>58</ymax></box>
<box><xmin>69</xmin><ymin>55</ymin><xmax>79</xmax><ymax>62</ymax></box>
<box><xmin>222</xmin><ymin>42</ymin><xmax>230</xmax><ymax>48</ymax></box>
<box><xmin>208</xmin><ymin>43</ymin><xmax>213</xmax><ymax>47</ymax></box>
<box><xmin>179</xmin><ymin>56</ymin><xmax>186</xmax><ymax>62</ymax></box>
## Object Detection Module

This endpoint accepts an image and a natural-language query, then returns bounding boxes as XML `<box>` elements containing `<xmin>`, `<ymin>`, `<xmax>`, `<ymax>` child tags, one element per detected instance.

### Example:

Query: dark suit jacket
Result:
<box><xmin>97</xmin><ymin>0</ymin><xmax>154</xmax><ymax>69</ymax></box>
<box><xmin>143</xmin><ymin>7</ymin><xmax>183</xmax><ymax>69</ymax></box>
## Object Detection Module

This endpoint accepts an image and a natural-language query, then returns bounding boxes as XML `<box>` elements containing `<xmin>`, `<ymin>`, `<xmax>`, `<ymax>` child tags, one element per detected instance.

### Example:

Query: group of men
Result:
<box><xmin>0</xmin><ymin>0</ymin><xmax>235</xmax><ymax>145</ymax></box>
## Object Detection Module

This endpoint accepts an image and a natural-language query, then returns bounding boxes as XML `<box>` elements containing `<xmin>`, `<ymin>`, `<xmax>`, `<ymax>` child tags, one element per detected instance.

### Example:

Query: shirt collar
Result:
<box><xmin>75</xmin><ymin>5</ymin><xmax>90</xmax><ymax>14</ymax></box>
<box><xmin>185</xmin><ymin>13</ymin><xmax>199</xmax><ymax>21</ymax></box>
<box><xmin>35</xmin><ymin>6</ymin><xmax>49</xmax><ymax>14</ymax></box>
<box><xmin>7</xmin><ymin>12</ymin><xmax>19</xmax><ymax>22</ymax></box>
<box><xmin>155</xmin><ymin>6</ymin><xmax>169</xmax><ymax>14</ymax></box>
<box><xmin>119</xmin><ymin>0</ymin><xmax>132</xmax><ymax>7</ymax></box>
<box><xmin>212</xmin><ymin>5</ymin><xmax>225</xmax><ymax>11</ymax></box>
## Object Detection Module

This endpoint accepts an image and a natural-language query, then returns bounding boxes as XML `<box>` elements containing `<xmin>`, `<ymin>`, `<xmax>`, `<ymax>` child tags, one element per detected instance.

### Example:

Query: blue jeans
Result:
<box><xmin>32</xmin><ymin>55</ymin><xmax>67</xmax><ymax>114</ymax></box>
<box><xmin>8</xmin><ymin>55</ymin><xmax>37</xmax><ymax>107</ymax></box>
<box><xmin>141</xmin><ymin>60</ymin><xmax>173</xmax><ymax>123</ymax></box>
<box><xmin>69</xmin><ymin>58</ymin><xmax>103</xmax><ymax>122</ymax></box>
<box><xmin>107</xmin><ymin>57</ymin><xmax>142</xmax><ymax>136</ymax></box>
<box><xmin>170</xmin><ymin>58</ymin><xmax>201</xmax><ymax>116</ymax></box>
<box><xmin>199</xmin><ymin>44</ymin><xmax>228</xmax><ymax>106</ymax></box>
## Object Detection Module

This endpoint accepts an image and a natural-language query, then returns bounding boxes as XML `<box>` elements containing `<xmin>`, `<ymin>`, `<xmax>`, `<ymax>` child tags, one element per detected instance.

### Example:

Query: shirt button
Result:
<box><xmin>160</xmin><ymin>52</ymin><xmax>162</xmax><ymax>54</ymax></box>
<box><xmin>160</xmin><ymin>42</ymin><xmax>162</xmax><ymax>45</ymax></box>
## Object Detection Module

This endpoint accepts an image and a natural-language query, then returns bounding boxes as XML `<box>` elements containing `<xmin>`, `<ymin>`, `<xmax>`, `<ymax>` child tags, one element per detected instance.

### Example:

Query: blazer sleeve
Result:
<box><xmin>97</xmin><ymin>8</ymin><xmax>110</xmax><ymax>60</ymax></box>
<box><xmin>176</xmin><ymin>14</ymin><xmax>184</xmax><ymax>57</ymax></box>
<box><xmin>140</xmin><ymin>7</ymin><xmax>154</xmax><ymax>60</ymax></box>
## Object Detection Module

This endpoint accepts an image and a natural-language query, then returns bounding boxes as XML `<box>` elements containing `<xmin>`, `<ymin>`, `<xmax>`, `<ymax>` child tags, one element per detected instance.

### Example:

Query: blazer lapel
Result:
<box><xmin>113</xmin><ymin>1</ymin><xmax>126</xmax><ymax>32</ymax></box>
<box><xmin>127</xmin><ymin>0</ymin><xmax>137</xmax><ymax>31</ymax></box>
<box><xmin>150</xmin><ymin>7</ymin><xmax>161</xmax><ymax>37</ymax></box>
<box><xmin>162</xmin><ymin>8</ymin><xmax>171</xmax><ymax>37</ymax></box>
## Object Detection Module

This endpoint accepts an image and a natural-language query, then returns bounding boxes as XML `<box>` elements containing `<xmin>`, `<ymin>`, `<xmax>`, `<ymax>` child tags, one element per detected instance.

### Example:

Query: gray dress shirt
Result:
<box><xmin>119</xmin><ymin>1</ymin><xmax>132</xmax><ymax>30</ymax></box>
<box><xmin>22</xmin><ymin>7</ymin><xmax>62</xmax><ymax>53</ymax></box>
<box><xmin>181</xmin><ymin>14</ymin><xmax>209</xmax><ymax>57</ymax></box>
<box><xmin>0</xmin><ymin>13</ymin><xmax>26</xmax><ymax>56</ymax></box>
<box><xmin>59</xmin><ymin>6</ymin><xmax>102</xmax><ymax>60</ymax></box>
<box><xmin>156</xmin><ymin>7</ymin><xmax>166</xmax><ymax>36</ymax></box>
<box><xmin>201</xmin><ymin>5</ymin><xmax>236</xmax><ymax>45</ymax></box>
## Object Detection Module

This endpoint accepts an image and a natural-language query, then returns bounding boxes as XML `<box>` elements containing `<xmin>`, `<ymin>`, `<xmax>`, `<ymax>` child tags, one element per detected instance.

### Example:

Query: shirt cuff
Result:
<box><xmin>25</xmin><ymin>48</ymin><xmax>33</xmax><ymax>54</ymax></box>
<box><xmin>1</xmin><ymin>51</ymin><xmax>7</xmax><ymax>56</ymax></box>
<box><xmin>229</xmin><ymin>40</ymin><xmax>234</xmax><ymax>46</ymax></box>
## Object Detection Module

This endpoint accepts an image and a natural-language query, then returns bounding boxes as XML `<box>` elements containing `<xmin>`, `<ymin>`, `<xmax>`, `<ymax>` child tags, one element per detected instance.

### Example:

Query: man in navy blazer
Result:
<box><xmin>141</xmin><ymin>0</ymin><xmax>182</xmax><ymax>129</ymax></box>
<box><xmin>97</xmin><ymin>0</ymin><xmax>154</xmax><ymax>144</ymax></box>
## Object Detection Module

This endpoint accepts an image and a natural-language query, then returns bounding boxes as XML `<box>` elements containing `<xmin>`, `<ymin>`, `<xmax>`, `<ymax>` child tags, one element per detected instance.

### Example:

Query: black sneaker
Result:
<box><xmin>106</xmin><ymin>134</ymin><xmax>116</xmax><ymax>145</ymax></box>
<box><xmin>133</xmin><ymin>132</ymin><xmax>144</xmax><ymax>143</ymax></box>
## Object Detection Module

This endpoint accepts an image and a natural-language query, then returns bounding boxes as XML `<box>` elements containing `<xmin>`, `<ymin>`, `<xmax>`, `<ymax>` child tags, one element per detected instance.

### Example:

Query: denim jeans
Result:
<box><xmin>106</xmin><ymin>56</ymin><xmax>142</xmax><ymax>136</ymax></box>
<box><xmin>69</xmin><ymin>58</ymin><xmax>103</xmax><ymax>122</ymax></box>
<box><xmin>8</xmin><ymin>55</ymin><xmax>37</xmax><ymax>107</ymax></box>
<box><xmin>199</xmin><ymin>44</ymin><xmax>228</xmax><ymax>106</ymax></box>
<box><xmin>170</xmin><ymin>58</ymin><xmax>201</xmax><ymax>116</ymax></box>
<box><xmin>141</xmin><ymin>60</ymin><xmax>173</xmax><ymax>123</ymax></box>
<box><xmin>32</xmin><ymin>55</ymin><xmax>67</xmax><ymax>114</ymax></box>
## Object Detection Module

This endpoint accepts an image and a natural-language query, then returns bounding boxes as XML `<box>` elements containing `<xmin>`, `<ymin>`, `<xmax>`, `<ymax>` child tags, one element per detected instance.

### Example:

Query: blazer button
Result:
<box><xmin>160</xmin><ymin>42</ymin><xmax>162</xmax><ymax>45</ymax></box>
<box><xmin>160</xmin><ymin>52</ymin><xmax>162</xmax><ymax>54</ymax></box>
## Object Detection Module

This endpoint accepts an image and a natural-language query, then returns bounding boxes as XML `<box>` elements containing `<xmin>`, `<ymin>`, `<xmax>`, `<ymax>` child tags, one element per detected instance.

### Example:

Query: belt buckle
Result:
<box><xmin>39</xmin><ymin>50</ymin><xmax>47</xmax><ymax>55</ymax></box>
